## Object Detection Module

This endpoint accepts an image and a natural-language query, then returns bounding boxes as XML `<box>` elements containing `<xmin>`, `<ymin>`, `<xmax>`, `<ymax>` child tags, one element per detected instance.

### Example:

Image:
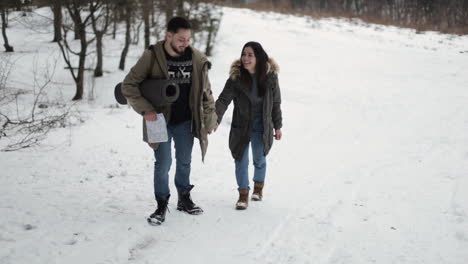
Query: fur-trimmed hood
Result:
<box><xmin>229</xmin><ymin>58</ymin><xmax>280</xmax><ymax>80</ymax></box>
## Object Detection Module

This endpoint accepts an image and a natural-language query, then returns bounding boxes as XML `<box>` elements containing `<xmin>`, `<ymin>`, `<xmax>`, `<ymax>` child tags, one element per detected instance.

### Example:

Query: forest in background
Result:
<box><xmin>0</xmin><ymin>0</ymin><xmax>222</xmax><ymax>150</ymax></box>
<box><xmin>225</xmin><ymin>0</ymin><xmax>468</xmax><ymax>34</ymax></box>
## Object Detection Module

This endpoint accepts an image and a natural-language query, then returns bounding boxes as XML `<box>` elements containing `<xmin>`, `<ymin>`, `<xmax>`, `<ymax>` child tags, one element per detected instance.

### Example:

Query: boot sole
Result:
<box><xmin>177</xmin><ymin>207</ymin><xmax>203</xmax><ymax>215</ymax></box>
<box><xmin>147</xmin><ymin>217</ymin><xmax>164</xmax><ymax>226</ymax></box>
<box><xmin>235</xmin><ymin>202</ymin><xmax>248</xmax><ymax>210</ymax></box>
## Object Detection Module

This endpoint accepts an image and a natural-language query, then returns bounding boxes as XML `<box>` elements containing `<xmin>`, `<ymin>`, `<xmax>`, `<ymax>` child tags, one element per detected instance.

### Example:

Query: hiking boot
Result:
<box><xmin>251</xmin><ymin>182</ymin><xmax>264</xmax><ymax>201</ymax></box>
<box><xmin>236</xmin><ymin>189</ymin><xmax>249</xmax><ymax>210</ymax></box>
<box><xmin>147</xmin><ymin>196</ymin><xmax>170</xmax><ymax>226</ymax></box>
<box><xmin>177</xmin><ymin>185</ymin><xmax>203</xmax><ymax>215</ymax></box>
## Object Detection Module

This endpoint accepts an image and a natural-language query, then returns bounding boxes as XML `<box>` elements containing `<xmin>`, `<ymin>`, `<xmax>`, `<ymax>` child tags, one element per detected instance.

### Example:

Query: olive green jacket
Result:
<box><xmin>121</xmin><ymin>41</ymin><xmax>217</xmax><ymax>161</ymax></box>
<box><xmin>215</xmin><ymin>58</ymin><xmax>283</xmax><ymax>160</ymax></box>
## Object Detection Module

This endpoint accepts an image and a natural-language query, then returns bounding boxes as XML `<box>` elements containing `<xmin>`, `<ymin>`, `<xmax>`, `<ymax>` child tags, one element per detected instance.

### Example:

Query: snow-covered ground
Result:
<box><xmin>1</xmin><ymin>6</ymin><xmax>468</xmax><ymax>264</ymax></box>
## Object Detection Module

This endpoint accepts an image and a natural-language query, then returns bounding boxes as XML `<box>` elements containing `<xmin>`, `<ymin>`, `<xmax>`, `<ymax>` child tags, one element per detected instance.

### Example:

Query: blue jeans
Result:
<box><xmin>153</xmin><ymin>120</ymin><xmax>194</xmax><ymax>201</ymax></box>
<box><xmin>235</xmin><ymin>116</ymin><xmax>266</xmax><ymax>190</ymax></box>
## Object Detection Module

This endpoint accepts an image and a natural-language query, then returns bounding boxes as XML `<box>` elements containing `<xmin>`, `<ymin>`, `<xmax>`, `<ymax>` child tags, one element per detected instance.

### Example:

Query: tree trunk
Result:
<box><xmin>176</xmin><ymin>0</ymin><xmax>184</xmax><ymax>16</ymax></box>
<box><xmin>91</xmin><ymin>1</ymin><xmax>110</xmax><ymax>77</ymax></box>
<box><xmin>151</xmin><ymin>0</ymin><xmax>155</xmax><ymax>26</ymax></box>
<box><xmin>132</xmin><ymin>20</ymin><xmax>142</xmax><ymax>45</ymax></box>
<box><xmin>205</xmin><ymin>17</ymin><xmax>218</xmax><ymax>57</ymax></box>
<box><xmin>143</xmin><ymin>0</ymin><xmax>150</xmax><ymax>48</ymax></box>
<box><xmin>72</xmin><ymin>24</ymin><xmax>87</xmax><ymax>100</ymax></box>
<box><xmin>1</xmin><ymin>7</ymin><xmax>14</xmax><ymax>52</ymax></box>
<box><xmin>15</xmin><ymin>0</ymin><xmax>22</xmax><ymax>12</ymax></box>
<box><xmin>74</xmin><ymin>22</ymin><xmax>80</xmax><ymax>40</ymax></box>
<box><xmin>112</xmin><ymin>11</ymin><xmax>117</xmax><ymax>39</ymax></box>
<box><xmin>387</xmin><ymin>0</ymin><xmax>394</xmax><ymax>21</ymax></box>
<box><xmin>52</xmin><ymin>0</ymin><xmax>62</xmax><ymax>42</ymax></box>
<box><xmin>119</xmin><ymin>4</ymin><xmax>131</xmax><ymax>71</ymax></box>
<box><xmin>94</xmin><ymin>32</ymin><xmax>104</xmax><ymax>77</ymax></box>
<box><xmin>63</xmin><ymin>1</ymin><xmax>95</xmax><ymax>101</ymax></box>
<box><xmin>165</xmin><ymin>0</ymin><xmax>174</xmax><ymax>25</ymax></box>
<box><xmin>272</xmin><ymin>0</ymin><xmax>280</xmax><ymax>8</ymax></box>
<box><xmin>319</xmin><ymin>0</ymin><xmax>327</xmax><ymax>10</ymax></box>
<box><xmin>355</xmin><ymin>0</ymin><xmax>361</xmax><ymax>15</ymax></box>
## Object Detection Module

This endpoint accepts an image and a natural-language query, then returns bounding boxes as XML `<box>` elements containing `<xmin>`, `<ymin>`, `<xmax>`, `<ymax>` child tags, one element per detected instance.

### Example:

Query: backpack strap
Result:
<box><xmin>147</xmin><ymin>45</ymin><xmax>156</xmax><ymax>78</ymax></box>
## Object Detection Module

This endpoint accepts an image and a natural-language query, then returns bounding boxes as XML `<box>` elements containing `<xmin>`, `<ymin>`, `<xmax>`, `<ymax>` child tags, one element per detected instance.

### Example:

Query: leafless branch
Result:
<box><xmin>57</xmin><ymin>28</ymin><xmax>78</xmax><ymax>82</ymax></box>
<box><xmin>0</xmin><ymin>53</ymin><xmax>77</xmax><ymax>151</ymax></box>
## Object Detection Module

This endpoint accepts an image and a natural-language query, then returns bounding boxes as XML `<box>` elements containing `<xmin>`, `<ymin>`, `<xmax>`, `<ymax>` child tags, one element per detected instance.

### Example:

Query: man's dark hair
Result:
<box><xmin>167</xmin><ymin>17</ymin><xmax>191</xmax><ymax>33</ymax></box>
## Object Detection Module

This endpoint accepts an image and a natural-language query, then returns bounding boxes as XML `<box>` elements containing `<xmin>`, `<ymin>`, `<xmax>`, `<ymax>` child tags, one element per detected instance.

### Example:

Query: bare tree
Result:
<box><xmin>165</xmin><ymin>0</ymin><xmax>175</xmax><ymax>24</ymax></box>
<box><xmin>152</xmin><ymin>6</ymin><xmax>166</xmax><ymax>42</ymax></box>
<box><xmin>51</xmin><ymin>0</ymin><xmax>63</xmax><ymax>42</ymax></box>
<box><xmin>199</xmin><ymin>3</ymin><xmax>222</xmax><ymax>56</ymax></box>
<box><xmin>0</xmin><ymin>3</ymin><xmax>14</xmax><ymax>52</ymax></box>
<box><xmin>111</xmin><ymin>3</ymin><xmax>119</xmax><ymax>39</ymax></box>
<box><xmin>176</xmin><ymin>0</ymin><xmax>185</xmax><ymax>16</ymax></box>
<box><xmin>90</xmin><ymin>0</ymin><xmax>111</xmax><ymax>77</ymax></box>
<box><xmin>132</xmin><ymin>19</ymin><xmax>143</xmax><ymax>45</ymax></box>
<box><xmin>0</xmin><ymin>54</ymin><xmax>75</xmax><ymax>152</ymax></box>
<box><xmin>178</xmin><ymin>1</ymin><xmax>223</xmax><ymax>55</ymax></box>
<box><xmin>151</xmin><ymin>0</ymin><xmax>157</xmax><ymax>26</ymax></box>
<box><xmin>229</xmin><ymin>0</ymin><xmax>467</xmax><ymax>33</ymax></box>
<box><xmin>119</xmin><ymin>0</ymin><xmax>133</xmax><ymax>70</ymax></box>
<box><xmin>141</xmin><ymin>0</ymin><xmax>151</xmax><ymax>48</ymax></box>
<box><xmin>57</xmin><ymin>0</ymin><xmax>97</xmax><ymax>100</ymax></box>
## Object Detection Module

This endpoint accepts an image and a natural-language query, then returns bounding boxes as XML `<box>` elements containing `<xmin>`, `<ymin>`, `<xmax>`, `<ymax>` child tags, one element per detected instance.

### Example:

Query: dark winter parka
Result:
<box><xmin>121</xmin><ymin>41</ymin><xmax>217</xmax><ymax>161</ymax></box>
<box><xmin>215</xmin><ymin>58</ymin><xmax>282</xmax><ymax>160</ymax></box>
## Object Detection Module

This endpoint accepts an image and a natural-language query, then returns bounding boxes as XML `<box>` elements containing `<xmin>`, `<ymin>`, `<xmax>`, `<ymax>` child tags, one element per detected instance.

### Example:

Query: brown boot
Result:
<box><xmin>251</xmin><ymin>182</ymin><xmax>264</xmax><ymax>201</ymax></box>
<box><xmin>236</xmin><ymin>189</ymin><xmax>249</xmax><ymax>210</ymax></box>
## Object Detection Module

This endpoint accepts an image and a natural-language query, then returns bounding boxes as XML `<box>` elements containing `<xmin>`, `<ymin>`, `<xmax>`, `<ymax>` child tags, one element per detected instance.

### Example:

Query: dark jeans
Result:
<box><xmin>153</xmin><ymin>120</ymin><xmax>194</xmax><ymax>201</ymax></box>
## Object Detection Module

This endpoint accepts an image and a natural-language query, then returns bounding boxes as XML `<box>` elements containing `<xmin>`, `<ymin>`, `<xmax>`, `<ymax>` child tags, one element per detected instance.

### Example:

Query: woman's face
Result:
<box><xmin>241</xmin><ymin>46</ymin><xmax>256</xmax><ymax>74</ymax></box>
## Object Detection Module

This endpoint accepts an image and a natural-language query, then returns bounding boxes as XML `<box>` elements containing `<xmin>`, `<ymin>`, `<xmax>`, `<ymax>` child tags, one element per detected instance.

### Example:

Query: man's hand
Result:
<box><xmin>144</xmin><ymin>111</ymin><xmax>158</xmax><ymax>121</ymax></box>
<box><xmin>274</xmin><ymin>129</ymin><xmax>282</xmax><ymax>140</ymax></box>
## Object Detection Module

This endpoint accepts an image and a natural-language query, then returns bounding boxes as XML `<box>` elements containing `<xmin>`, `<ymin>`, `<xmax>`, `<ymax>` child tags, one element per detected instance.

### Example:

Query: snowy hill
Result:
<box><xmin>1</xmin><ymin>6</ymin><xmax>468</xmax><ymax>264</ymax></box>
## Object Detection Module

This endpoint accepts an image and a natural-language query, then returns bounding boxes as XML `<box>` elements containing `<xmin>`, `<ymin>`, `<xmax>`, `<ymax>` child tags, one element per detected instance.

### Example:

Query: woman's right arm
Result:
<box><xmin>215</xmin><ymin>78</ymin><xmax>236</xmax><ymax>125</ymax></box>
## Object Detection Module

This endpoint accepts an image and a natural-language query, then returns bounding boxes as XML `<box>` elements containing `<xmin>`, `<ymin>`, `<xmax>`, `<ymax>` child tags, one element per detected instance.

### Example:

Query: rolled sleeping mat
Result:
<box><xmin>114</xmin><ymin>79</ymin><xmax>180</xmax><ymax>106</ymax></box>
<box><xmin>114</xmin><ymin>82</ymin><xmax>127</xmax><ymax>105</ymax></box>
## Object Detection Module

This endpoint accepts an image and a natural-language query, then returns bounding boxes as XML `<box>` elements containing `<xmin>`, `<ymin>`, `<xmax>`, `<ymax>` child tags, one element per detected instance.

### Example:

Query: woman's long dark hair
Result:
<box><xmin>240</xmin><ymin>41</ymin><xmax>269</xmax><ymax>97</ymax></box>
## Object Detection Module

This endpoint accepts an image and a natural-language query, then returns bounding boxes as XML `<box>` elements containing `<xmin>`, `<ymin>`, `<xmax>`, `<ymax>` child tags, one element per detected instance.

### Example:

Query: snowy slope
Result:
<box><xmin>1</xmin><ymin>6</ymin><xmax>468</xmax><ymax>264</ymax></box>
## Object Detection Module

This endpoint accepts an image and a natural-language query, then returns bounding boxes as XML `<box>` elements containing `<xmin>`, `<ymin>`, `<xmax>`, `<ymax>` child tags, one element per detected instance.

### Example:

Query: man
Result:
<box><xmin>122</xmin><ymin>17</ymin><xmax>217</xmax><ymax>225</ymax></box>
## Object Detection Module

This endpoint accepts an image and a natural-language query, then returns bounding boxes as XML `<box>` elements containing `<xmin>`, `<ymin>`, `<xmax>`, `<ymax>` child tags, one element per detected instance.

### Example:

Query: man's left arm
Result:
<box><xmin>201</xmin><ymin>64</ymin><xmax>218</xmax><ymax>133</ymax></box>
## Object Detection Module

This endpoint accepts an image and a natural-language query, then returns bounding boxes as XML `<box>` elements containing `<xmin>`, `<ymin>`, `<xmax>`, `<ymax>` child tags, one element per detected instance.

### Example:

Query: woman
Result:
<box><xmin>215</xmin><ymin>41</ymin><xmax>283</xmax><ymax>210</ymax></box>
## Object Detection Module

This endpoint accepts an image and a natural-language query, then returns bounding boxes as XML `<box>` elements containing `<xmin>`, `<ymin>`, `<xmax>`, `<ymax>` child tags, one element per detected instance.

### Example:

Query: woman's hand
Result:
<box><xmin>274</xmin><ymin>129</ymin><xmax>282</xmax><ymax>140</ymax></box>
<box><xmin>208</xmin><ymin>123</ymin><xmax>218</xmax><ymax>135</ymax></box>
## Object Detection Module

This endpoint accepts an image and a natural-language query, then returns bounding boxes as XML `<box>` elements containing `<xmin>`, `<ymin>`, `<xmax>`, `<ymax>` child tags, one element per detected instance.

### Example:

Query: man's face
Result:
<box><xmin>167</xmin><ymin>29</ymin><xmax>191</xmax><ymax>55</ymax></box>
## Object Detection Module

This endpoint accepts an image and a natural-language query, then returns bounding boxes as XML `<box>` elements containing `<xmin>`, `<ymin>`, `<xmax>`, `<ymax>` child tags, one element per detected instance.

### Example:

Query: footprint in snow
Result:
<box><xmin>23</xmin><ymin>224</ymin><xmax>37</xmax><ymax>231</ymax></box>
<box><xmin>64</xmin><ymin>232</ymin><xmax>88</xmax><ymax>245</ymax></box>
<box><xmin>128</xmin><ymin>236</ymin><xmax>156</xmax><ymax>261</ymax></box>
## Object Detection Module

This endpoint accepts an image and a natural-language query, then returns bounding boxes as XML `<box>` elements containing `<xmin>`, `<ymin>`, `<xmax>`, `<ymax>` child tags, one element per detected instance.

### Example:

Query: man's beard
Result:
<box><xmin>170</xmin><ymin>41</ymin><xmax>185</xmax><ymax>56</ymax></box>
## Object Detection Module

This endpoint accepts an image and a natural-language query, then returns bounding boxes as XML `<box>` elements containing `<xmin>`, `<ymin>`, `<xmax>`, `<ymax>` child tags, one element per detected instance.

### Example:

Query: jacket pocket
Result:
<box><xmin>229</xmin><ymin>127</ymin><xmax>244</xmax><ymax>156</ymax></box>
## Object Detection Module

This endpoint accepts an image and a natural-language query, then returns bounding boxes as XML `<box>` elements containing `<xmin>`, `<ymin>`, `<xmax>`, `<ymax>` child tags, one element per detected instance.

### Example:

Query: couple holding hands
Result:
<box><xmin>122</xmin><ymin>17</ymin><xmax>282</xmax><ymax>225</ymax></box>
